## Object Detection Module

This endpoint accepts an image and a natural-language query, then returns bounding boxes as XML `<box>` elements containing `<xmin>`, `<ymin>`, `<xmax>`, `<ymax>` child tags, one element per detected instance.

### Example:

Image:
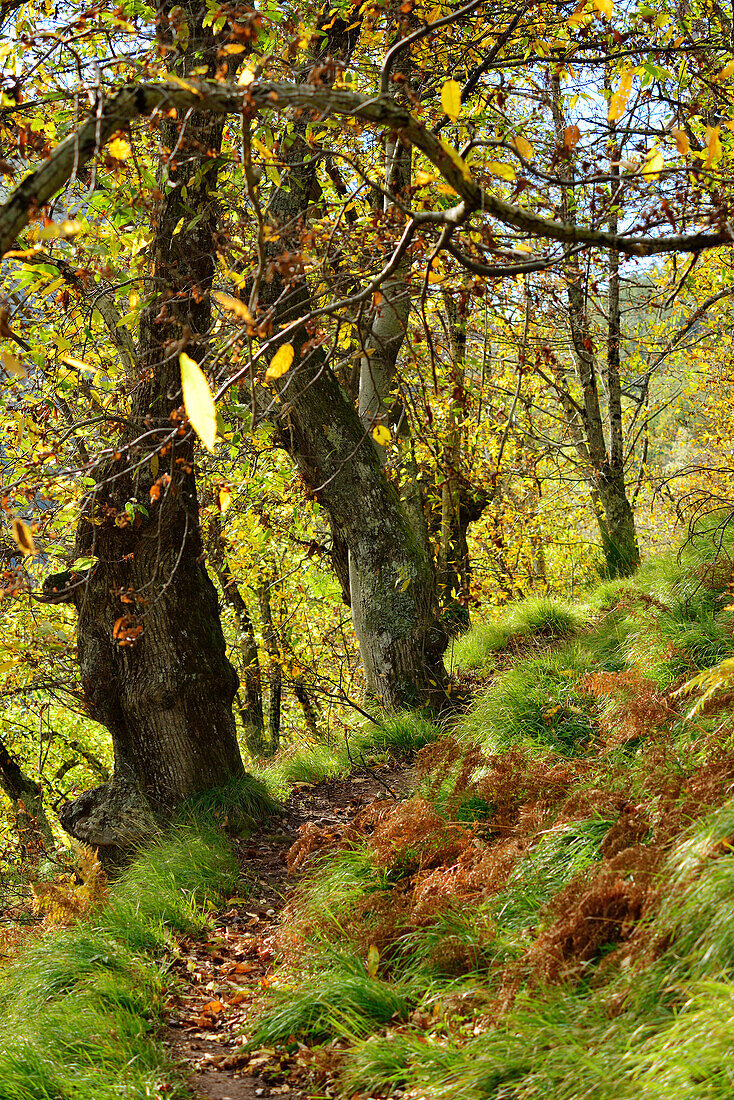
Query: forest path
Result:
<box><xmin>164</xmin><ymin>761</ymin><xmax>412</xmax><ymax>1100</ymax></box>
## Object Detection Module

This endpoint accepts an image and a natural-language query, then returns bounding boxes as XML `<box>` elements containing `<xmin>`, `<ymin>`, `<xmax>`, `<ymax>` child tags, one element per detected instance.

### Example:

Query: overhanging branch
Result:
<box><xmin>1</xmin><ymin>78</ymin><xmax>732</xmax><ymax>260</ymax></box>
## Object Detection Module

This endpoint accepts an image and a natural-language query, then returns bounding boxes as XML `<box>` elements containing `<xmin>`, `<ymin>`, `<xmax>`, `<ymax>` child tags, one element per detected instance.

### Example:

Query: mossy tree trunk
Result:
<box><xmin>257</xmin><ymin>8</ymin><xmax>448</xmax><ymax>709</ymax></box>
<box><xmin>57</xmin><ymin>1</ymin><xmax>244</xmax><ymax>848</ymax></box>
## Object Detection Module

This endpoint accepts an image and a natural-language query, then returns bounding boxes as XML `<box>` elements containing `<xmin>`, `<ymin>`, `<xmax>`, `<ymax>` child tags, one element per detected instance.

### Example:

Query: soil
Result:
<box><xmin>164</xmin><ymin>762</ymin><xmax>413</xmax><ymax>1100</ymax></box>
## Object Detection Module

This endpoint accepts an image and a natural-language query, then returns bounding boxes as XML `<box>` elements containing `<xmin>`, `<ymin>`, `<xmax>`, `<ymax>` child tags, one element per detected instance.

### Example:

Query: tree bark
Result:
<box><xmin>256</xmin><ymin>13</ymin><xmax>448</xmax><ymax>709</ymax></box>
<box><xmin>257</xmin><ymin>573</ymin><xmax>281</xmax><ymax>758</ymax></box>
<box><xmin>57</xmin><ymin>1</ymin><xmax>244</xmax><ymax>849</ymax></box>
<box><xmin>0</xmin><ymin>739</ymin><xmax>54</xmax><ymax>861</ymax></box>
<box><xmin>208</xmin><ymin>515</ymin><xmax>265</xmax><ymax>755</ymax></box>
<box><xmin>550</xmin><ymin>75</ymin><xmax>640</xmax><ymax>580</ymax></box>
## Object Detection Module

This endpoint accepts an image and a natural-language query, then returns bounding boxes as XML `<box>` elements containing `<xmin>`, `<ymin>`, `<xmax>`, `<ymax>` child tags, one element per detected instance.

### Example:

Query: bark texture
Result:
<box><xmin>58</xmin><ymin>2</ymin><xmax>244</xmax><ymax>848</ymax></box>
<box><xmin>0</xmin><ymin>739</ymin><xmax>54</xmax><ymax>859</ymax></box>
<box><xmin>256</xmin><ymin>11</ymin><xmax>448</xmax><ymax>708</ymax></box>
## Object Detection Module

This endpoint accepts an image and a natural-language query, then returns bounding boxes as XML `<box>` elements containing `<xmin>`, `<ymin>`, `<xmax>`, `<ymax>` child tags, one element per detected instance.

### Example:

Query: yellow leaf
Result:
<box><xmin>415</xmin><ymin>169</ymin><xmax>436</xmax><ymax>185</ymax></box>
<box><xmin>593</xmin><ymin>0</ymin><xmax>613</xmax><ymax>16</ymax></box>
<box><xmin>179</xmin><ymin>352</ymin><xmax>217</xmax><ymax>453</ymax></box>
<box><xmin>265</xmin><ymin>343</ymin><xmax>294</xmax><ymax>381</ymax></box>
<box><xmin>1</xmin><ymin>349</ymin><xmax>27</xmax><ymax>378</ymax></box>
<box><xmin>108</xmin><ymin>137</ymin><xmax>132</xmax><ymax>161</ymax></box>
<box><xmin>223</xmin><ymin>43</ymin><xmax>245</xmax><ymax>53</ymax></box>
<box><xmin>717</xmin><ymin>59</ymin><xmax>734</xmax><ymax>80</ymax></box>
<box><xmin>438</xmin><ymin>138</ymin><xmax>472</xmax><ymax>181</ymax></box>
<box><xmin>213</xmin><ymin>291</ymin><xmax>253</xmax><ymax>323</ymax></box>
<box><xmin>36</xmin><ymin>219</ymin><xmax>84</xmax><ymax>240</ymax></box>
<box><xmin>671</xmin><ymin>127</ymin><xmax>690</xmax><ymax>155</ymax></box>
<box><xmin>367</xmin><ymin>944</ymin><xmax>380</xmax><ymax>979</ymax></box>
<box><xmin>487</xmin><ymin>161</ymin><xmax>516</xmax><ymax>181</ymax></box>
<box><xmin>218</xmin><ymin>486</ymin><xmax>232</xmax><ymax>513</ymax></box>
<box><xmin>164</xmin><ymin>72</ymin><xmax>202</xmax><ymax>95</ymax></box>
<box><xmin>642</xmin><ymin>146</ymin><xmax>664</xmax><ymax>178</ymax></box>
<box><xmin>608</xmin><ymin>68</ymin><xmax>634</xmax><ymax>121</ymax></box>
<box><xmin>563</xmin><ymin>124</ymin><xmax>582</xmax><ymax>149</ymax></box>
<box><xmin>704</xmin><ymin>124</ymin><xmax>723</xmax><ymax>168</ymax></box>
<box><xmin>371</xmin><ymin>425</ymin><xmax>391</xmax><ymax>446</ymax></box>
<box><xmin>513</xmin><ymin>135</ymin><xmax>534</xmax><ymax>160</ymax></box>
<box><xmin>11</xmin><ymin>518</ymin><xmax>37</xmax><ymax>557</ymax></box>
<box><xmin>62</xmin><ymin>356</ymin><xmax>92</xmax><ymax>372</ymax></box>
<box><xmin>441</xmin><ymin>78</ymin><xmax>462</xmax><ymax>122</ymax></box>
<box><xmin>238</xmin><ymin>68</ymin><xmax>255</xmax><ymax>86</ymax></box>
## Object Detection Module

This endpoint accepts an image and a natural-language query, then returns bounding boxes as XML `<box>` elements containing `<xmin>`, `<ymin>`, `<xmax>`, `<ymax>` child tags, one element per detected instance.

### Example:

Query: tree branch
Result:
<box><xmin>1</xmin><ymin>79</ymin><xmax>732</xmax><ymax>261</ymax></box>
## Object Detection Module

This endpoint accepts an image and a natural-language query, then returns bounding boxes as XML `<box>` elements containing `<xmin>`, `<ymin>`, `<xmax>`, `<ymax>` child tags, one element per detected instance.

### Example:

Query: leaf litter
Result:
<box><xmin>164</xmin><ymin>763</ymin><xmax>411</xmax><ymax>1100</ymax></box>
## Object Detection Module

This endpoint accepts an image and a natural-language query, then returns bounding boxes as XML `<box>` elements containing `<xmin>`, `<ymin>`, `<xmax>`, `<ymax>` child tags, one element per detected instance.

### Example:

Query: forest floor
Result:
<box><xmin>165</xmin><ymin>762</ymin><xmax>412</xmax><ymax>1100</ymax></box>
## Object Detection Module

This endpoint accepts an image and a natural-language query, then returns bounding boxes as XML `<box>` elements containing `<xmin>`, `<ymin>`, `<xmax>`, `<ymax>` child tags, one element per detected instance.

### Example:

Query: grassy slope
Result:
<box><xmin>0</xmin><ymin>774</ymin><xmax>274</xmax><ymax>1100</ymax></box>
<box><xmin>247</xmin><ymin>532</ymin><xmax>734</xmax><ymax>1099</ymax></box>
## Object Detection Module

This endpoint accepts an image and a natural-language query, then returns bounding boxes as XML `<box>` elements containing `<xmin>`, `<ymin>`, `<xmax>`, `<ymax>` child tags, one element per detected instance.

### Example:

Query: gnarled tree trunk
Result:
<box><xmin>56</xmin><ymin>2</ymin><xmax>244</xmax><ymax>852</ymax></box>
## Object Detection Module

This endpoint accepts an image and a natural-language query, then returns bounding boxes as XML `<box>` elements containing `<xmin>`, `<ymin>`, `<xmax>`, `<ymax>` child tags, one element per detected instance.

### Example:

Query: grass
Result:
<box><xmin>459</xmin><ymin>648</ymin><xmax>595</xmax><ymax>756</ymax></box>
<box><xmin>249</xmin><ymin>962</ymin><xmax>414</xmax><ymax>1045</ymax></box>
<box><xmin>243</xmin><ymin>528</ymin><xmax>734</xmax><ymax>1100</ymax></box>
<box><xmin>0</xmin><ymin>817</ymin><xmax>244</xmax><ymax>1099</ymax></box>
<box><xmin>255</xmin><ymin>711</ymin><xmax>443</xmax><ymax>795</ymax></box>
<box><xmin>451</xmin><ymin>596</ymin><xmax>586</xmax><ymax>672</ymax></box>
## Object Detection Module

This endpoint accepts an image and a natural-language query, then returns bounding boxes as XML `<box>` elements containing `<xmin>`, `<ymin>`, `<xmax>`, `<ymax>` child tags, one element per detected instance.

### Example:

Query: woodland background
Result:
<box><xmin>1</xmin><ymin>0</ymin><xmax>734</xmax><ymax>1095</ymax></box>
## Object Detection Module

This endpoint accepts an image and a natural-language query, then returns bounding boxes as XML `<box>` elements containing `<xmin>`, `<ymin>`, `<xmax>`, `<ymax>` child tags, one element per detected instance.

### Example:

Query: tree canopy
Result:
<box><xmin>1</xmin><ymin>0</ymin><xmax>734</xmax><ymax>852</ymax></box>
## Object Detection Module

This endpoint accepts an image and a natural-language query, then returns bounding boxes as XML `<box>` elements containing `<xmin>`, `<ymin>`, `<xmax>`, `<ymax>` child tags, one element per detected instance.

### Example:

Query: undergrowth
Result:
<box><xmin>244</xmin><ymin>531</ymin><xmax>734</xmax><ymax>1099</ymax></box>
<box><xmin>255</xmin><ymin>711</ymin><xmax>443</xmax><ymax>796</ymax></box>
<box><xmin>0</xmin><ymin>814</ymin><xmax>246</xmax><ymax>1099</ymax></box>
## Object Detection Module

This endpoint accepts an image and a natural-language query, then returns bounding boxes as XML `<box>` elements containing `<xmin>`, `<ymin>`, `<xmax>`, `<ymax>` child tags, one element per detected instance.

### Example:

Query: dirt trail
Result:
<box><xmin>164</xmin><ymin>763</ymin><xmax>411</xmax><ymax>1100</ymax></box>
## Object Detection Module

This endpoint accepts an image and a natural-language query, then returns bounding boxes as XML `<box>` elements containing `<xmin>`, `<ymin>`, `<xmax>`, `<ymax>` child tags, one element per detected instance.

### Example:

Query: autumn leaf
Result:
<box><xmin>11</xmin><ymin>518</ymin><xmax>37</xmax><ymax>556</ymax></box>
<box><xmin>486</xmin><ymin>161</ymin><xmax>516</xmax><ymax>181</ymax></box>
<box><xmin>372</xmin><ymin>425</ymin><xmax>391</xmax><ymax>446</ymax></box>
<box><xmin>62</xmin><ymin>356</ymin><xmax>93</xmax><ymax>371</ymax></box>
<box><xmin>265</xmin><ymin>343</ymin><xmax>294</xmax><ymax>381</ymax></box>
<box><xmin>213</xmin><ymin>291</ymin><xmax>253</xmax><ymax>323</ymax></box>
<box><xmin>218</xmin><ymin>486</ymin><xmax>232</xmax><ymax>512</ymax></box>
<box><xmin>438</xmin><ymin>138</ymin><xmax>473</xmax><ymax>181</ymax></box>
<box><xmin>513</xmin><ymin>135</ymin><xmax>534</xmax><ymax>160</ymax></box>
<box><xmin>180</xmin><ymin>352</ymin><xmax>217</xmax><ymax>453</ymax></box>
<box><xmin>367</xmin><ymin>944</ymin><xmax>380</xmax><ymax>978</ymax></box>
<box><xmin>441</xmin><ymin>78</ymin><xmax>462</xmax><ymax>122</ymax></box>
<box><xmin>36</xmin><ymin>219</ymin><xmax>84</xmax><ymax>240</ymax></box>
<box><xmin>704</xmin><ymin>125</ymin><xmax>723</xmax><ymax>168</ymax></box>
<box><xmin>593</xmin><ymin>0</ymin><xmax>613</xmax><ymax>16</ymax></box>
<box><xmin>608</xmin><ymin>69</ymin><xmax>634</xmax><ymax>121</ymax></box>
<box><xmin>108</xmin><ymin>137</ymin><xmax>132</xmax><ymax>161</ymax></box>
<box><xmin>716</xmin><ymin>59</ymin><xmax>734</xmax><ymax>80</ymax></box>
<box><xmin>1</xmin><ymin>349</ymin><xmax>27</xmax><ymax>378</ymax></box>
<box><xmin>642</xmin><ymin>147</ymin><xmax>665</xmax><ymax>179</ymax></box>
<box><xmin>415</xmin><ymin>169</ymin><xmax>436</xmax><ymax>185</ymax></box>
<box><xmin>671</xmin><ymin>127</ymin><xmax>690</xmax><ymax>155</ymax></box>
<box><xmin>563</xmin><ymin>124</ymin><xmax>582</xmax><ymax>150</ymax></box>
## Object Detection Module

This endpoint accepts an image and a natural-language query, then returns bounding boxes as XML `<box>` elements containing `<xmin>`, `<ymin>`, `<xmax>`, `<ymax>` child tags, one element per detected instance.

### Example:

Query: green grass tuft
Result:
<box><xmin>0</xmin><ymin>826</ymin><xmax>238</xmax><ymax>1100</ymax></box>
<box><xmin>250</xmin><ymin>965</ymin><xmax>414</xmax><ymax>1045</ymax></box>
<box><xmin>460</xmin><ymin>648</ymin><xmax>595</xmax><ymax>755</ymax></box>
<box><xmin>451</xmin><ymin>597</ymin><xmax>585</xmax><ymax>672</ymax></box>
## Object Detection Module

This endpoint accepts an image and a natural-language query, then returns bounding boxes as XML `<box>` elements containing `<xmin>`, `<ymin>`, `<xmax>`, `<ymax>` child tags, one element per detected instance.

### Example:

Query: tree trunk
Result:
<box><xmin>0</xmin><ymin>739</ymin><xmax>54</xmax><ymax>861</ymax></box>
<box><xmin>550</xmin><ymin>74</ymin><xmax>640</xmax><ymax>581</ymax></box>
<box><xmin>56</xmin><ymin>2</ymin><xmax>244</xmax><ymax>851</ymax></box>
<box><xmin>257</xmin><ymin>14</ymin><xmax>448</xmax><ymax>709</ymax></box>
<box><xmin>437</xmin><ymin>296</ymin><xmax>472</xmax><ymax>635</ymax></box>
<box><xmin>209</xmin><ymin>516</ymin><xmax>265</xmax><ymax>754</ymax></box>
<box><xmin>257</xmin><ymin>573</ymin><xmax>281</xmax><ymax>758</ymax></box>
<box><xmin>293</xmin><ymin>676</ymin><xmax>321</xmax><ymax>741</ymax></box>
